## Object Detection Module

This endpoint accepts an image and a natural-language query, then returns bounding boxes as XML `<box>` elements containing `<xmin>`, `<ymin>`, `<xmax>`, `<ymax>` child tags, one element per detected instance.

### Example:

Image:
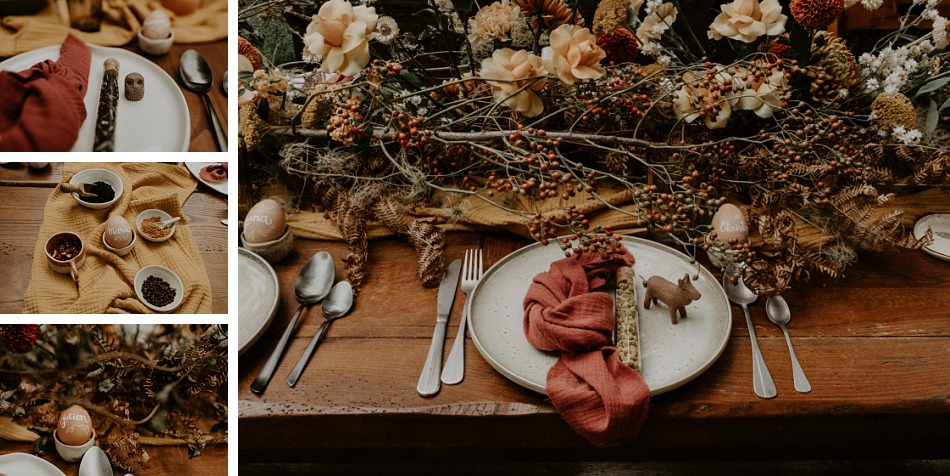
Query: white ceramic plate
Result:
<box><xmin>185</xmin><ymin>162</ymin><xmax>228</xmax><ymax>195</ymax></box>
<box><xmin>239</xmin><ymin>248</ymin><xmax>280</xmax><ymax>355</ymax></box>
<box><xmin>0</xmin><ymin>453</ymin><xmax>67</xmax><ymax>476</ymax></box>
<box><xmin>468</xmin><ymin>236</ymin><xmax>732</xmax><ymax>396</ymax></box>
<box><xmin>0</xmin><ymin>44</ymin><xmax>190</xmax><ymax>151</ymax></box>
<box><xmin>913</xmin><ymin>213</ymin><xmax>950</xmax><ymax>262</ymax></box>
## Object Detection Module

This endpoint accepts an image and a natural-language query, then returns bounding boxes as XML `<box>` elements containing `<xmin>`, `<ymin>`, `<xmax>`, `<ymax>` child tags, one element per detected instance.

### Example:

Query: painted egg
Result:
<box><xmin>142</xmin><ymin>11</ymin><xmax>171</xmax><ymax>40</ymax></box>
<box><xmin>243</xmin><ymin>199</ymin><xmax>286</xmax><ymax>243</ymax></box>
<box><xmin>711</xmin><ymin>203</ymin><xmax>749</xmax><ymax>244</ymax></box>
<box><xmin>105</xmin><ymin>215</ymin><xmax>134</xmax><ymax>248</ymax></box>
<box><xmin>57</xmin><ymin>405</ymin><xmax>93</xmax><ymax>446</ymax></box>
<box><xmin>161</xmin><ymin>0</ymin><xmax>200</xmax><ymax>16</ymax></box>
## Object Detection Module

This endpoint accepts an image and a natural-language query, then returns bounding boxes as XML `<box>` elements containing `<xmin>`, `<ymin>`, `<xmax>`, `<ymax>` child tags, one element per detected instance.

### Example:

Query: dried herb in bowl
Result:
<box><xmin>78</xmin><ymin>181</ymin><xmax>116</xmax><ymax>204</ymax></box>
<box><xmin>50</xmin><ymin>240</ymin><xmax>81</xmax><ymax>261</ymax></box>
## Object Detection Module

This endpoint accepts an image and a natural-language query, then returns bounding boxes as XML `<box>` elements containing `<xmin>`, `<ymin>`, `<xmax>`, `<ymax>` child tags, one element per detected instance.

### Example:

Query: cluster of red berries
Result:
<box><xmin>327</xmin><ymin>100</ymin><xmax>365</xmax><ymax>146</ymax></box>
<box><xmin>389</xmin><ymin>112</ymin><xmax>431</xmax><ymax>149</ymax></box>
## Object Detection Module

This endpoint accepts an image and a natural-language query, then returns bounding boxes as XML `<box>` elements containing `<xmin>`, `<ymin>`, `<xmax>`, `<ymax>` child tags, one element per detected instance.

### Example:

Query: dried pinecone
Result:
<box><xmin>871</xmin><ymin>93</ymin><xmax>918</xmax><ymax>131</ymax></box>
<box><xmin>805</xmin><ymin>31</ymin><xmax>858</xmax><ymax>104</ymax></box>
<box><xmin>0</xmin><ymin>324</ymin><xmax>40</xmax><ymax>353</ymax></box>
<box><xmin>790</xmin><ymin>0</ymin><xmax>844</xmax><ymax>30</ymax></box>
<box><xmin>515</xmin><ymin>0</ymin><xmax>584</xmax><ymax>32</ymax></box>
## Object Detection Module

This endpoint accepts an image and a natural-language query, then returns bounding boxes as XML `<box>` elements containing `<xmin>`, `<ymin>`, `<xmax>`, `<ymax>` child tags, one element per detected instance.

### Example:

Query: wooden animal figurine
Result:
<box><xmin>643</xmin><ymin>273</ymin><xmax>702</xmax><ymax>324</ymax></box>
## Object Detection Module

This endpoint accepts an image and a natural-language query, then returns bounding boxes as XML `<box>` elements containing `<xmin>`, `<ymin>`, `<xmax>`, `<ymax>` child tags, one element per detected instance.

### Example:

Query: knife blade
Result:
<box><xmin>416</xmin><ymin>259</ymin><xmax>462</xmax><ymax>397</ymax></box>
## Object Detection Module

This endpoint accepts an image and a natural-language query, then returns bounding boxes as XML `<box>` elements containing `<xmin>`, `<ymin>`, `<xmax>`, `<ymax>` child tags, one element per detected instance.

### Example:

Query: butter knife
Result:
<box><xmin>416</xmin><ymin>259</ymin><xmax>461</xmax><ymax>397</ymax></box>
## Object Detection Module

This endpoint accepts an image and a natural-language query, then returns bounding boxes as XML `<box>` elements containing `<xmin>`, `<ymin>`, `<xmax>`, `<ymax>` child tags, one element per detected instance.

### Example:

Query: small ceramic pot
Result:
<box><xmin>102</xmin><ymin>229</ymin><xmax>137</xmax><ymax>256</ymax></box>
<box><xmin>134</xmin><ymin>265</ymin><xmax>184</xmax><ymax>312</ymax></box>
<box><xmin>45</xmin><ymin>232</ymin><xmax>86</xmax><ymax>281</ymax></box>
<box><xmin>70</xmin><ymin>168</ymin><xmax>123</xmax><ymax>210</ymax></box>
<box><xmin>53</xmin><ymin>428</ymin><xmax>96</xmax><ymax>462</ymax></box>
<box><xmin>241</xmin><ymin>226</ymin><xmax>293</xmax><ymax>263</ymax></box>
<box><xmin>137</xmin><ymin>27</ymin><xmax>175</xmax><ymax>55</ymax></box>
<box><xmin>136</xmin><ymin>209</ymin><xmax>176</xmax><ymax>243</ymax></box>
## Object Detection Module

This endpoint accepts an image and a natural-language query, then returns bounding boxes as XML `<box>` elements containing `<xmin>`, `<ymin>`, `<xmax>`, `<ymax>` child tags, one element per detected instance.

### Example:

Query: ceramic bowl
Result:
<box><xmin>137</xmin><ymin>27</ymin><xmax>175</xmax><ymax>55</ymax></box>
<box><xmin>45</xmin><ymin>232</ymin><xmax>86</xmax><ymax>281</ymax></box>
<box><xmin>134</xmin><ymin>265</ymin><xmax>184</xmax><ymax>312</ymax></box>
<box><xmin>102</xmin><ymin>229</ymin><xmax>137</xmax><ymax>256</ymax></box>
<box><xmin>241</xmin><ymin>226</ymin><xmax>293</xmax><ymax>263</ymax></box>
<box><xmin>70</xmin><ymin>168</ymin><xmax>123</xmax><ymax>210</ymax></box>
<box><xmin>53</xmin><ymin>428</ymin><xmax>96</xmax><ymax>462</ymax></box>
<box><xmin>136</xmin><ymin>209</ymin><xmax>176</xmax><ymax>243</ymax></box>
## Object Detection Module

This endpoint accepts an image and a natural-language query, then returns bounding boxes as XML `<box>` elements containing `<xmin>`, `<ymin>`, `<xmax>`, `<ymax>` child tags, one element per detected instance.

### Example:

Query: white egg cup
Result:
<box><xmin>137</xmin><ymin>27</ymin><xmax>175</xmax><ymax>55</ymax></box>
<box><xmin>53</xmin><ymin>428</ymin><xmax>96</xmax><ymax>462</ymax></box>
<box><xmin>102</xmin><ymin>229</ymin><xmax>137</xmax><ymax>256</ymax></box>
<box><xmin>241</xmin><ymin>226</ymin><xmax>293</xmax><ymax>263</ymax></box>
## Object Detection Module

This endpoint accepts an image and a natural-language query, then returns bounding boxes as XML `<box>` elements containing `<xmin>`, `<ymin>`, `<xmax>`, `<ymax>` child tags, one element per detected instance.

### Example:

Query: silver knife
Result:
<box><xmin>416</xmin><ymin>259</ymin><xmax>462</xmax><ymax>397</ymax></box>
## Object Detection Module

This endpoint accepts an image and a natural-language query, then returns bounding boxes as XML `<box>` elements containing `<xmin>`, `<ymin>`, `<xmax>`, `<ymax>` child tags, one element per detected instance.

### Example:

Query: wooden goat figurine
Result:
<box><xmin>643</xmin><ymin>273</ymin><xmax>701</xmax><ymax>324</ymax></box>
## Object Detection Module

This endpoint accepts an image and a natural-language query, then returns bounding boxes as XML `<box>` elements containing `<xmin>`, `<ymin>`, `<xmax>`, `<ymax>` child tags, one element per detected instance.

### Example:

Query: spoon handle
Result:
<box><xmin>286</xmin><ymin>319</ymin><xmax>332</xmax><ymax>387</ymax></box>
<box><xmin>780</xmin><ymin>325</ymin><xmax>811</xmax><ymax>393</ymax></box>
<box><xmin>742</xmin><ymin>304</ymin><xmax>777</xmax><ymax>399</ymax></box>
<box><xmin>250</xmin><ymin>303</ymin><xmax>308</xmax><ymax>394</ymax></box>
<box><xmin>201</xmin><ymin>93</ymin><xmax>228</xmax><ymax>152</ymax></box>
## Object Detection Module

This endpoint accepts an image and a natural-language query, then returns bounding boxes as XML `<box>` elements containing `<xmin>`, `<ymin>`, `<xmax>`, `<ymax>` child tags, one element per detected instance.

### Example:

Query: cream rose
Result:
<box><xmin>480</xmin><ymin>48</ymin><xmax>548</xmax><ymax>117</ymax></box>
<box><xmin>303</xmin><ymin>0</ymin><xmax>379</xmax><ymax>76</ymax></box>
<box><xmin>672</xmin><ymin>70</ymin><xmax>733</xmax><ymax>129</ymax></box>
<box><xmin>541</xmin><ymin>25</ymin><xmax>606</xmax><ymax>86</ymax></box>
<box><xmin>468</xmin><ymin>1</ymin><xmax>522</xmax><ymax>48</ymax></box>
<box><xmin>708</xmin><ymin>0</ymin><xmax>786</xmax><ymax>43</ymax></box>
<box><xmin>730</xmin><ymin>67</ymin><xmax>787</xmax><ymax>118</ymax></box>
<box><xmin>636</xmin><ymin>2</ymin><xmax>678</xmax><ymax>42</ymax></box>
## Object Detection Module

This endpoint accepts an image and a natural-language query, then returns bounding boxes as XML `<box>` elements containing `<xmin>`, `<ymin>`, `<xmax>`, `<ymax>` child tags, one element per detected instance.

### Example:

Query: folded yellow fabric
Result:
<box><xmin>23</xmin><ymin>162</ymin><xmax>212</xmax><ymax>314</ymax></box>
<box><xmin>0</xmin><ymin>0</ymin><xmax>226</xmax><ymax>57</ymax></box>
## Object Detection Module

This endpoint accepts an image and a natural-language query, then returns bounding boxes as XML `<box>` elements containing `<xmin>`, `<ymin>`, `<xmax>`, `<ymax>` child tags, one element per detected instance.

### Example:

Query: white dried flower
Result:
<box><xmin>375</xmin><ymin>16</ymin><xmax>400</xmax><ymax>45</ymax></box>
<box><xmin>934</xmin><ymin>16</ymin><xmax>949</xmax><ymax>49</ymax></box>
<box><xmin>861</xmin><ymin>0</ymin><xmax>883</xmax><ymax>9</ymax></box>
<box><xmin>892</xmin><ymin>125</ymin><xmax>923</xmax><ymax>145</ymax></box>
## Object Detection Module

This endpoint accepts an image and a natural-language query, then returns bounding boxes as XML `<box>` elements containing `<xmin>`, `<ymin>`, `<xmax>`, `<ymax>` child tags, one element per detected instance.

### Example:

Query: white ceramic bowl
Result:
<box><xmin>102</xmin><ymin>229</ymin><xmax>137</xmax><ymax>256</ymax></box>
<box><xmin>134</xmin><ymin>265</ymin><xmax>184</xmax><ymax>313</ymax></box>
<box><xmin>136</xmin><ymin>209</ymin><xmax>176</xmax><ymax>243</ymax></box>
<box><xmin>70</xmin><ymin>168</ymin><xmax>123</xmax><ymax>210</ymax></box>
<box><xmin>53</xmin><ymin>428</ymin><xmax>96</xmax><ymax>462</ymax></box>
<box><xmin>241</xmin><ymin>226</ymin><xmax>293</xmax><ymax>263</ymax></box>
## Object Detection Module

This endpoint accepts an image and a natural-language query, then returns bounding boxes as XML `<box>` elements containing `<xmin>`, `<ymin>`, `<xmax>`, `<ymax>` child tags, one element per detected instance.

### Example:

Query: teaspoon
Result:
<box><xmin>766</xmin><ymin>295</ymin><xmax>811</xmax><ymax>393</ymax></box>
<box><xmin>286</xmin><ymin>280</ymin><xmax>354</xmax><ymax>387</ymax></box>
<box><xmin>722</xmin><ymin>274</ymin><xmax>777</xmax><ymax>399</ymax></box>
<box><xmin>179</xmin><ymin>49</ymin><xmax>228</xmax><ymax>152</ymax></box>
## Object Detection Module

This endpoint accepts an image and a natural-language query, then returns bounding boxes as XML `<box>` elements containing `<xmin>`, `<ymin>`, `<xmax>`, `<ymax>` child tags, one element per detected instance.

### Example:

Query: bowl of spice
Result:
<box><xmin>134</xmin><ymin>265</ymin><xmax>184</xmax><ymax>312</ymax></box>
<box><xmin>136</xmin><ymin>209</ymin><xmax>176</xmax><ymax>243</ymax></box>
<box><xmin>44</xmin><ymin>232</ymin><xmax>86</xmax><ymax>281</ymax></box>
<box><xmin>69</xmin><ymin>168</ymin><xmax>123</xmax><ymax>210</ymax></box>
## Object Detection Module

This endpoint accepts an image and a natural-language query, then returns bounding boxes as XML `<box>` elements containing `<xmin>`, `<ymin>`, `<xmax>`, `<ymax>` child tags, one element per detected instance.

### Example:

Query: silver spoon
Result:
<box><xmin>250</xmin><ymin>251</ymin><xmax>335</xmax><ymax>394</ymax></box>
<box><xmin>286</xmin><ymin>280</ymin><xmax>354</xmax><ymax>387</ymax></box>
<box><xmin>78</xmin><ymin>446</ymin><xmax>111</xmax><ymax>476</ymax></box>
<box><xmin>179</xmin><ymin>49</ymin><xmax>228</xmax><ymax>152</ymax></box>
<box><xmin>766</xmin><ymin>295</ymin><xmax>811</xmax><ymax>393</ymax></box>
<box><xmin>722</xmin><ymin>274</ymin><xmax>777</xmax><ymax>399</ymax></box>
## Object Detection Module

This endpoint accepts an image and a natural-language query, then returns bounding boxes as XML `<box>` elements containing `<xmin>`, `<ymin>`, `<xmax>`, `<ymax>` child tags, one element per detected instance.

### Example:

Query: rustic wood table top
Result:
<box><xmin>0</xmin><ymin>442</ymin><xmax>227</xmax><ymax>476</ymax></box>
<box><xmin>239</xmin><ymin>231</ymin><xmax>950</xmax><ymax>463</ymax></box>
<box><xmin>0</xmin><ymin>162</ymin><xmax>227</xmax><ymax>314</ymax></box>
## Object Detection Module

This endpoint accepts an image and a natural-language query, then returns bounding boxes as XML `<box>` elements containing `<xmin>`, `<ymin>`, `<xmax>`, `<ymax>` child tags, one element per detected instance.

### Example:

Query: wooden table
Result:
<box><xmin>0</xmin><ymin>40</ymin><xmax>227</xmax><ymax>152</ymax></box>
<box><xmin>0</xmin><ymin>442</ymin><xmax>227</xmax><ymax>476</ymax></box>
<box><xmin>0</xmin><ymin>162</ymin><xmax>227</xmax><ymax>314</ymax></box>
<box><xmin>239</xmin><ymin>231</ymin><xmax>950</xmax><ymax>465</ymax></box>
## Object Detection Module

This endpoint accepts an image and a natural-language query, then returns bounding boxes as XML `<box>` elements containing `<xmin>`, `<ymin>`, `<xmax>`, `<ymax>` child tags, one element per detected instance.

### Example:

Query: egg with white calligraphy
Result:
<box><xmin>243</xmin><ymin>199</ymin><xmax>286</xmax><ymax>243</ymax></box>
<box><xmin>57</xmin><ymin>405</ymin><xmax>93</xmax><ymax>446</ymax></box>
<box><xmin>711</xmin><ymin>203</ymin><xmax>748</xmax><ymax>244</ymax></box>
<box><xmin>104</xmin><ymin>215</ymin><xmax>134</xmax><ymax>248</ymax></box>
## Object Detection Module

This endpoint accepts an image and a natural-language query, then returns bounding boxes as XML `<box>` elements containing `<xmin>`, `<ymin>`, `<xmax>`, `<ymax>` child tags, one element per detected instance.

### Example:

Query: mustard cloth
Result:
<box><xmin>23</xmin><ymin>162</ymin><xmax>213</xmax><ymax>314</ymax></box>
<box><xmin>0</xmin><ymin>0</ymin><xmax>227</xmax><ymax>57</ymax></box>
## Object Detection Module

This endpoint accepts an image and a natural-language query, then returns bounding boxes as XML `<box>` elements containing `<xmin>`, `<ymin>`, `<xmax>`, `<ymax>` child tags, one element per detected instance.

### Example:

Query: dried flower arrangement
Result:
<box><xmin>0</xmin><ymin>325</ymin><xmax>227</xmax><ymax>472</ymax></box>
<box><xmin>238</xmin><ymin>0</ymin><xmax>950</xmax><ymax>295</ymax></box>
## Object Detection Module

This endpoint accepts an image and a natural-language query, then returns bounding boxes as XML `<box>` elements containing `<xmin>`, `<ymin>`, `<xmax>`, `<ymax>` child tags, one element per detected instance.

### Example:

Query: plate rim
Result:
<box><xmin>467</xmin><ymin>235</ymin><xmax>732</xmax><ymax>396</ymax></box>
<box><xmin>0</xmin><ymin>452</ymin><xmax>67</xmax><ymax>476</ymax></box>
<box><xmin>238</xmin><ymin>248</ymin><xmax>281</xmax><ymax>355</ymax></box>
<box><xmin>913</xmin><ymin>213</ymin><xmax>950</xmax><ymax>261</ymax></box>
<box><xmin>185</xmin><ymin>162</ymin><xmax>228</xmax><ymax>195</ymax></box>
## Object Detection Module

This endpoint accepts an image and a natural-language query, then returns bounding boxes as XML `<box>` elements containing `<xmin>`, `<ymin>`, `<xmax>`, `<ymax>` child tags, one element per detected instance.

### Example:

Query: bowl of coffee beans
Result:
<box><xmin>134</xmin><ymin>265</ymin><xmax>184</xmax><ymax>312</ymax></box>
<box><xmin>69</xmin><ymin>168</ymin><xmax>123</xmax><ymax>210</ymax></box>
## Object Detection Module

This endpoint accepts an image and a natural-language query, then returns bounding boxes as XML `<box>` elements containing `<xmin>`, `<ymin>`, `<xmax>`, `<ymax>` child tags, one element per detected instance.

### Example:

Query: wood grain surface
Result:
<box><xmin>0</xmin><ymin>441</ymin><xmax>227</xmax><ymax>476</ymax></box>
<box><xmin>239</xmin><ymin>230</ymin><xmax>950</xmax><ymax>463</ymax></box>
<box><xmin>0</xmin><ymin>163</ymin><xmax>227</xmax><ymax>314</ymax></box>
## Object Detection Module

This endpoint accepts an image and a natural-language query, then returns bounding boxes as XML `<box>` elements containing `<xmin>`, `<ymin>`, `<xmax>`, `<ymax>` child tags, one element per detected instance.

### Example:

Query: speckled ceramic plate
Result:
<box><xmin>185</xmin><ymin>162</ymin><xmax>228</xmax><ymax>195</ymax></box>
<box><xmin>239</xmin><ymin>248</ymin><xmax>280</xmax><ymax>355</ymax></box>
<box><xmin>0</xmin><ymin>453</ymin><xmax>66</xmax><ymax>476</ymax></box>
<box><xmin>467</xmin><ymin>236</ymin><xmax>732</xmax><ymax>396</ymax></box>
<box><xmin>913</xmin><ymin>213</ymin><xmax>950</xmax><ymax>262</ymax></box>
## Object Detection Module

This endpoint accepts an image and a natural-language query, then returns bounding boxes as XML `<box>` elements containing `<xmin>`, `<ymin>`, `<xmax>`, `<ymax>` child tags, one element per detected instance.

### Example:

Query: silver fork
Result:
<box><xmin>441</xmin><ymin>249</ymin><xmax>482</xmax><ymax>385</ymax></box>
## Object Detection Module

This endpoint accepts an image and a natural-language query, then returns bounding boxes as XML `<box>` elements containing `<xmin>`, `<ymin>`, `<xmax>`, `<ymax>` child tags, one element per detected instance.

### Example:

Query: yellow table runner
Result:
<box><xmin>23</xmin><ymin>162</ymin><xmax>212</xmax><ymax>314</ymax></box>
<box><xmin>0</xmin><ymin>0</ymin><xmax>227</xmax><ymax>57</ymax></box>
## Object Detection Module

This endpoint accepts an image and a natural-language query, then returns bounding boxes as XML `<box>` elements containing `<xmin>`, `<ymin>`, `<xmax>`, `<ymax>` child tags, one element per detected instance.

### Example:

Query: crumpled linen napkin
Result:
<box><xmin>523</xmin><ymin>250</ymin><xmax>650</xmax><ymax>447</ymax></box>
<box><xmin>0</xmin><ymin>34</ymin><xmax>89</xmax><ymax>152</ymax></box>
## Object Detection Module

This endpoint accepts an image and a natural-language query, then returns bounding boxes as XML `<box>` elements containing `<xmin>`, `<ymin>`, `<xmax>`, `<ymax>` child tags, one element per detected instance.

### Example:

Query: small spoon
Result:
<box><xmin>766</xmin><ymin>295</ymin><xmax>811</xmax><ymax>393</ymax></box>
<box><xmin>159</xmin><ymin>216</ymin><xmax>181</xmax><ymax>229</ymax></box>
<box><xmin>61</xmin><ymin>182</ymin><xmax>96</xmax><ymax>198</ymax></box>
<box><xmin>78</xmin><ymin>446</ymin><xmax>112</xmax><ymax>476</ymax></box>
<box><xmin>723</xmin><ymin>274</ymin><xmax>777</xmax><ymax>399</ymax></box>
<box><xmin>179</xmin><ymin>49</ymin><xmax>228</xmax><ymax>152</ymax></box>
<box><xmin>286</xmin><ymin>280</ymin><xmax>354</xmax><ymax>387</ymax></box>
<box><xmin>250</xmin><ymin>251</ymin><xmax>335</xmax><ymax>394</ymax></box>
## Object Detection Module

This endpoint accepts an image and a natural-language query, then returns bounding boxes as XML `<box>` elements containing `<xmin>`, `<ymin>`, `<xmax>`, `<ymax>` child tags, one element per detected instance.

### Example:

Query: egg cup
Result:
<box><xmin>137</xmin><ymin>27</ymin><xmax>175</xmax><ymax>55</ymax></box>
<box><xmin>134</xmin><ymin>265</ymin><xmax>184</xmax><ymax>313</ymax></box>
<box><xmin>241</xmin><ymin>226</ymin><xmax>293</xmax><ymax>263</ymax></box>
<box><xmin>102</xmin><ymin>228</ymin><xmax>137</xmax><ymax>256</ymax></box>
<box><xmin>70</xmin><ymin>168</ymin><xmax>123</xmax><ymax>210</ymax></box>
<box><xmin>53</xmin><ymin>428</ymin><xmax>96</xmax><ymax>462</ymax></box>
<box><xmin>136</xmin><ymin>209</ymin><xmax>176</xmax><ymax>243</ymax></box>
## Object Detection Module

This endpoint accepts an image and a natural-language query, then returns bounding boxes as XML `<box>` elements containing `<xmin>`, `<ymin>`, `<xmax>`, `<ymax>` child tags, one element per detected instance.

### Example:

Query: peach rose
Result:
<box><xmin>730</xmin><ymin>66</ymin><xmax>786</xmax><ymax>118</ymax></box>
<box><xmin>480</xmin><ymin>48</ymin><xmax>548</xmax><ymax>117</ymax></box>
<box><xmin>541</xmin><ymin>25</ymin><xmax>606</xmax><ymax>86</ymax></box>
<box><xmin>468</xmin><ymin>1</ymin><xmax>522</xmax><ymax>48</ymax></box>
<box><xmin>672</xmin><ymin>70</ymin><xmax>733</xmax><ymax>129</ymax></box>
<box><xmin>708</xmin><ymin>0</ymin><xmax>786</xmax><ymax>43</ymax></box>
<box><xmin>636</xmin><ymin>2</ymin><xmax>678</xmax><ymax>42</ymax></box>
<box><xmin>303</xmin><ymin>0</ymin><xmax>378</xmax><ymax>76</ymax></box>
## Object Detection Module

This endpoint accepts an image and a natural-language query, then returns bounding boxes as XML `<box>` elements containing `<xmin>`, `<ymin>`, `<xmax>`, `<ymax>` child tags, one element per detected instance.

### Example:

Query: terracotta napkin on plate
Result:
<box><xmin>0</xmin><ymin>33</ymin><xmax>88</xmax><ymax>152</ymax></box>
<box><xmin>0</xmin><ymin>0</ymin><xmax>227</xmax><ymax>57</ymax></box>
<box><xmin>523</xmin><ymin>250</ymin><xmax>650</xmax><ymax>447</ymax></box>
<box><xmin>23</xmin><ymin>163</ymin><xmax>213</xmax><ymax>314</ymax></box>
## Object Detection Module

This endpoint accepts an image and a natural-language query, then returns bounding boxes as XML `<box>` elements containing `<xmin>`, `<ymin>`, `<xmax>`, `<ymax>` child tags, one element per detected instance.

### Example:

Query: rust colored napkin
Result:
<box><xmin>523</xmin><ymin>250</ymin><xmax>650</xmax><ymax>447</ymax></box>
<box><xmin>0</xmin><ymin>34</ymin><xmax>89</xmax><ymax>152</ymax></box>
